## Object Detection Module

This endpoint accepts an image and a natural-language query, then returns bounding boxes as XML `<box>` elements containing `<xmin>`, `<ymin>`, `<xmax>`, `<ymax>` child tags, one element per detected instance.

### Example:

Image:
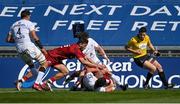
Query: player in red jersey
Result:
<box><xmin>41</xmin><ymin>38</ymin><xmax>105</xmax><ymax>91</ymax></box>
<box><xmin>16</xmin><ymin>38</ymin><xmax>104</xmax><ymax>91</ymax></box>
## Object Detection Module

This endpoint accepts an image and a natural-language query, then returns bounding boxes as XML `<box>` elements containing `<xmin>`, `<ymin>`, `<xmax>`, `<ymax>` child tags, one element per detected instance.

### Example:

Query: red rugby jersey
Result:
<box><xmin>47</xmin><ymin>44</ymin><xmax>85</xmax><ymax>60</ymax></box>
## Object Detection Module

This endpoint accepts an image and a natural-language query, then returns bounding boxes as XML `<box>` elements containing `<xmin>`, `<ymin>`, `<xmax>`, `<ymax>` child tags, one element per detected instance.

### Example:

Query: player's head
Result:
<box><xmin>77</xmin><ymin>37</ymin><xmax>88</xmax><ymax>51</ymax></box>
<box><xmin>72</xmin><ymin>23</ymin><xmax>85</xmax><ymax>38</ymax></box>
<box><xmin>21</xmin><ymin>9</ymin><xmax>31</xmax><ymax>19</ymax></box>
<box><xmin>78</xmin><ymin>32</ymin><xmax>89</xmax><ymax>40</ymax></box>
<box><xmin>137</xmin><ymin>27</ymin><xmax>147</xmax><ymax>41</ymax></box>
<box><xmin>94</xmin><ymin>77</ymin><xmax>107</xmax><ymax>89</ymax></box>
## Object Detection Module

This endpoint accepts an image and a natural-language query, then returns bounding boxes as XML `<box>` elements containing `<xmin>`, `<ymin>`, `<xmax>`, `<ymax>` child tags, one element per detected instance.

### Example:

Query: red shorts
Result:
<box><xmin>45</xmin><ymin>53</ymin><xmax>63</xmax><ymax>67</ymax></box>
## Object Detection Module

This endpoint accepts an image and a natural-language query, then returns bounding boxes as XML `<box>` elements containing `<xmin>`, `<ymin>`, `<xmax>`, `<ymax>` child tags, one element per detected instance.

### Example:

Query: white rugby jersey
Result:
<box><xmin>83</xmin><ymin>72</ymin><xmax>97</xmax><ymax>90</ymax></box>
<box><xmin>82</xmin><ymin>38</ymin><xmax>101</xmax><ymax>64</ymax></box>
<box><xmin>9</xmin><ymin>19</ymin><xmax>35</xmax><ymax>53</ymax></box>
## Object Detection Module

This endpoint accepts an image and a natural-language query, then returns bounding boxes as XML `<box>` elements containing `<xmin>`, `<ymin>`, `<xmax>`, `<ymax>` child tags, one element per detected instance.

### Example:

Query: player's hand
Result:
<box><xmin>41</xmin><ymin>48</ymin><xmax>48</xmax><ymax>55</ymax></box>
<box><xmin>97</xmin><ymin>64</ymin><xmax>106</xmax><ymax>70</ymax></box>
<box><xmin>135</xmin><ymin>50</ymin><xmax>142</xmax><ymax>55</ymax></box>
<box><xmin>153</xmin><ymin>50</ymin><xmax>160</xmax><ymax>56</ymax></box>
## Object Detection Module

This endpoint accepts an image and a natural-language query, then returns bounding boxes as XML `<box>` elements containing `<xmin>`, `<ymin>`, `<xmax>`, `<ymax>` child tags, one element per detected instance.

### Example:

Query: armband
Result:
<box><xmin>35</xmin><ymin>40</ymin><xmax>43</xmax><ymax>49</ymax></box>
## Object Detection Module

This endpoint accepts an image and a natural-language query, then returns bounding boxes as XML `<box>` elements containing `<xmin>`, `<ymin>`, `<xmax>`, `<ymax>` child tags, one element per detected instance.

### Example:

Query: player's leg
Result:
<box><xmin>32</xmin><ymin>47</ymin><xmax>48</xmax><ymax>91</ymax></box>
<box><xmin>151</xmin><ymin>60</ymin><xmax>175</xmax><ymax>89</ymax></box>
<box><xmin>64</xmin><ymin>70</ymin><xmax>82</xmax><ymax>85</ymax></box>
<box><xmin>134</xmin><ymin>56</ymin><xmax>156</xmax><ymax>89</ymax></box>
<box><xmin>100</xmin><ymin>66</ymin><xmax>128</xmax><ymax>91</ymax></box>
<box><xmin>42</xmin><ymin>64</ymin><xmax>69</xmax><ymax>91</ymax></box>
<box><xmin>142</xmin><ymin>60</ymin><xmax>157</xmax><ymax>89</ymax></box>
<box><xmin>15</xmin><ymin>51</ymin><xmax>37</xmax><ymax>91</ymax></box>
<box><xmin>50</xmin><ymin>64</ymin><xmax>69</xmax><ymax>82</ymax></box>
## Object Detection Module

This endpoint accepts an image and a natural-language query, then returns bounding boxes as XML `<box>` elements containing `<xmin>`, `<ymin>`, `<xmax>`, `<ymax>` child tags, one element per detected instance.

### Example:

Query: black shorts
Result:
<box><xmin>134</xmin><ymin>55</ymin><xmax>152</xmax><ymax>68</ymax></box>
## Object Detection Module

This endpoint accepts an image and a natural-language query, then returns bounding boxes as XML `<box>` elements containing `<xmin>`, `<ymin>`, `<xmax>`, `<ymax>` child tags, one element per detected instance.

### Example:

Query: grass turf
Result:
<box><xmin>0</xmin><ymin>88</ymin><xmax>179</xmax><ymax>103</ymax></box>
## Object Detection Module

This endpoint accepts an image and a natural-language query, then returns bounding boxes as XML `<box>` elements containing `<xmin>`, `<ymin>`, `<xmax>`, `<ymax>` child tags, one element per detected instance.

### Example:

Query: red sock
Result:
<box><xmin>50</xmin><ymin>77</ymin><xmax>56</xmax><ymax>83</ymax></box>
<box><xmin>22</xmin><ymin>76</ymin><xmax>28</xmax><ymax>82</ymax></box>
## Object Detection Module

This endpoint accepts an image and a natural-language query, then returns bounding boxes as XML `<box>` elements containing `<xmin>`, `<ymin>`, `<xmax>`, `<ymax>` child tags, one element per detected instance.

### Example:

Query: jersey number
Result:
<box><xmin>15</xmin><ymin>28</ymin><xmax>25</xmax><ymax>39</ymax></box>
<box><xmin>17</xmin><ymin>28</ymin><xmax>21</xmax><ymax>35</ymax></box>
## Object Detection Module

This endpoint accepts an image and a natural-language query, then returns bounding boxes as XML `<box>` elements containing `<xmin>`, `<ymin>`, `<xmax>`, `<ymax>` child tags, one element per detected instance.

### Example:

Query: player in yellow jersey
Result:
<box><xmin>125</xmin><ymin>27</ymin><xmax>175</xmax><ymax>89</ymax></box>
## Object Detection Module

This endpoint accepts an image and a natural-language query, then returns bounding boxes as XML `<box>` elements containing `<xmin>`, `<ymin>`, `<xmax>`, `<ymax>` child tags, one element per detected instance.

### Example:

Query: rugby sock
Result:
<box><xmin>158</xmin><ymin>71</ymin><xmax>168</xmax><ymax>86</ymax></box>
<box><xmin>111</xmin><ymin>74</ymin><xmax>122</xmax><ymax>86</ymax></box>
<box><xmin>49</xmin><ymin>77</ymin><xmax>56</xmax><ymax>83</ymax></box>
<box><xmin>22</xmin><ymin>76</ymin><xmax>28</xmax><ymax>82</ymax></box>
<box><xmin>144</xmin><ymin>72</ymin><xmax>153</xmax><ymax>85</ymax></box>
<box><xmin>35</xmin><ymin>71</ymin><xmax>45</xmax><ymax>84</ymax></box>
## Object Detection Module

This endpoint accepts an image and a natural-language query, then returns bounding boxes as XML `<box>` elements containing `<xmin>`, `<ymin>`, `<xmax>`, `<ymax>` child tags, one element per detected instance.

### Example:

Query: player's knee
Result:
<box><xmin>63</xmin><ymin>70</ymin><xmax>69</xmax><ymax>76</ymax></box>
<box><xmin>150</xmin><ymin>68</ymin><xmax>156</xmax><ymax>73</ymax></box>
<box><xmin>157</xmin><ymin>68</ymin><xmax>163</xmax><ymax>72</ymax></box>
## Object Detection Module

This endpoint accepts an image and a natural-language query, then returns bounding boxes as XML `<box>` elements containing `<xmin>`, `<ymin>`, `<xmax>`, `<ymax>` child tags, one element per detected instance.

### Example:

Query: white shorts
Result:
<box><xmin>83</xmin><ymin>72</ymin><xmax>97</xmax><ymax>90</ymax></box>
<box><xmin>18</xmin><ymin>44</ymin><xmax>46</xmax><ymax>65</ymax></box>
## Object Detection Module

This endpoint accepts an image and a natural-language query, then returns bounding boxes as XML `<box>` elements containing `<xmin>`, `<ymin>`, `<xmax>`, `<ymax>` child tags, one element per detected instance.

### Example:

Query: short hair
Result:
<box><xmin>21</xmin><ymin>9</ymin><xmax>30</xmax><ymax>19</ymax></box>
<box><xmin>94</xmin><ymin>77</ymin><xmax>107</xmax><ymax>89</ymax></box>
<box><xmin>139</xmin><ymin>27</ymin><xmax>147</xmax><ymax>33</ymax></box>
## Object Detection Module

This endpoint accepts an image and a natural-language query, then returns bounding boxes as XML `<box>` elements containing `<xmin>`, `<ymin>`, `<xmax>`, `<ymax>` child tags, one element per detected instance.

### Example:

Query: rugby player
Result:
<box><xmin>65</xmin><ymin>32</ymin><xmax>128</xmax><ymax>90</ymax></box>
<box><xmin>41</xmin><ymin>38</ymin><xmax>105</xmax><ymax>91</ymax></box>
<box><xmin>6</xmin><ymin>9</ymin><xmax>49</xmax><ymax>91</ymax></box>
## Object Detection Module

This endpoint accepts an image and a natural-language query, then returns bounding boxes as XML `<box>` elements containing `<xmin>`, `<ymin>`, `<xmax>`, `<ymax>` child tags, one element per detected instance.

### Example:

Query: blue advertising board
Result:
<box><xmin>0</xmin><ymin>57</ymin><xmax>179</xmax><ymax>89</ymax></box>
<box><xmin>0</xmin><ymin>0</ymin><xmax>180</xmax><ymax>46</ymax></box>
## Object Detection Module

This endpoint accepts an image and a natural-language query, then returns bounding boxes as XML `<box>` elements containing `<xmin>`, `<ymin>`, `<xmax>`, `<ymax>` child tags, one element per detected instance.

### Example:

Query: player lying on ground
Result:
<box><xmin>66</xmin><ymin>65</ymin><xmax>127</xmax><ymax>92</ymax></box>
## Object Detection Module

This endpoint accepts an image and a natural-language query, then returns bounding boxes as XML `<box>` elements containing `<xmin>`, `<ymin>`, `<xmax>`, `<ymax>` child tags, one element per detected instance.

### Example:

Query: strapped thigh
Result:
<box><xmin>19</xmin><ymin>50</ymin><xmax>34</xmax><ymax>66</ymax></box>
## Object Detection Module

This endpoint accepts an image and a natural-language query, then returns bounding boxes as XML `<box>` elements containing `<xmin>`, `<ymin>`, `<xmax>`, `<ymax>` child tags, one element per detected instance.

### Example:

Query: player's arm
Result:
<box><xmin>6</xmin><ymin>33</ymin><xmax>15</xmax><ymax>43</ymax></box>
<box><xmin>147</xmin><ymin>38</ymin><xmax>159</xmax><ymax>55</ymax></box>
<box><xmin>147</xmin><ymin>39</ymin><xmax>156</xmax><ymax>52</ymax></box>
<box><xmin>125</xmin><ymin>43</ymin><xmax>141</xmax><ymax>55</ymax></box>
<box><xmin>78</xmin><ymin>57</ymin><xmax>104</xmax><ymax>69</ymax></box>
<box><xmin>95</xmin><ymin>46</ymin><xmax>110</xmax><ymax>62</ymax></box>
<box><xmin>85</xmin><ymin>56</ymin><xmax>97</xmax><ymax>64</ymax></box>
<box><xmin>104</xmin><ymin>81</ymin><xmax>115</xmax><ymax>92</ymax></box>
<box><xmin>30</xmin><ymin>30</ymin><xmax>47</xmax><ymax>54</ymax></box>
<box><xmin>6</xmin><ymin>28</ymin><xmax>15</xmax><ymax>43</ymax></box>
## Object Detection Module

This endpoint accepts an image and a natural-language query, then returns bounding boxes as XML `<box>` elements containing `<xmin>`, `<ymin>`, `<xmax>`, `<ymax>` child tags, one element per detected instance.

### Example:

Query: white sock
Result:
<box><xmin>111</xmin><ymin>74</ymin><xmax>122</xmax><ymax>86</ymax></box>
<box><xmin>35</xmin><ymin>71</ymin><xmax>45</xmax><ymax>84</ymax></box>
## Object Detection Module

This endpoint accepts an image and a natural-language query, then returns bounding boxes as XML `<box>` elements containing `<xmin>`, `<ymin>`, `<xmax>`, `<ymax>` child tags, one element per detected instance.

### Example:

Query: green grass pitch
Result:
<box><xmin>0</xmin><ymin>88</ymin><xmax>179</xmax><ymax>103</ymax></box>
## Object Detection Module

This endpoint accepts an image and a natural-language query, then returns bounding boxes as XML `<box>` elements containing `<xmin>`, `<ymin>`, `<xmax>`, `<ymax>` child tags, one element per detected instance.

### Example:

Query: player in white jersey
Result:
<box><xmin>83</xmin><ymin>71</ymin><xmax>116</xmax><ymax>92</ymax></box>
<box><xmin>83</xmin><ymin>38</ymin><xmax>109</xmax><ymax>64</ymax></box>
<box><xmin>6</xmin><ymin>10</ymin><xmax>49</xmax><ymax>91</ymax></box>
<box><xmin>65</xmin><ymin>32</ymin><xmax>128</xmax><ymax>91</ymax></box>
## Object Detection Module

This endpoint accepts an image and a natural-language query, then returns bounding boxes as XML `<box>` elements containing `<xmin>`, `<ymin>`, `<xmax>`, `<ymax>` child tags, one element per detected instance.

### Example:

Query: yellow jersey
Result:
<box><xmin>127</xmin><ymin>34</ymin><xmax>151</xmax><ymax>58</ymax></box>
